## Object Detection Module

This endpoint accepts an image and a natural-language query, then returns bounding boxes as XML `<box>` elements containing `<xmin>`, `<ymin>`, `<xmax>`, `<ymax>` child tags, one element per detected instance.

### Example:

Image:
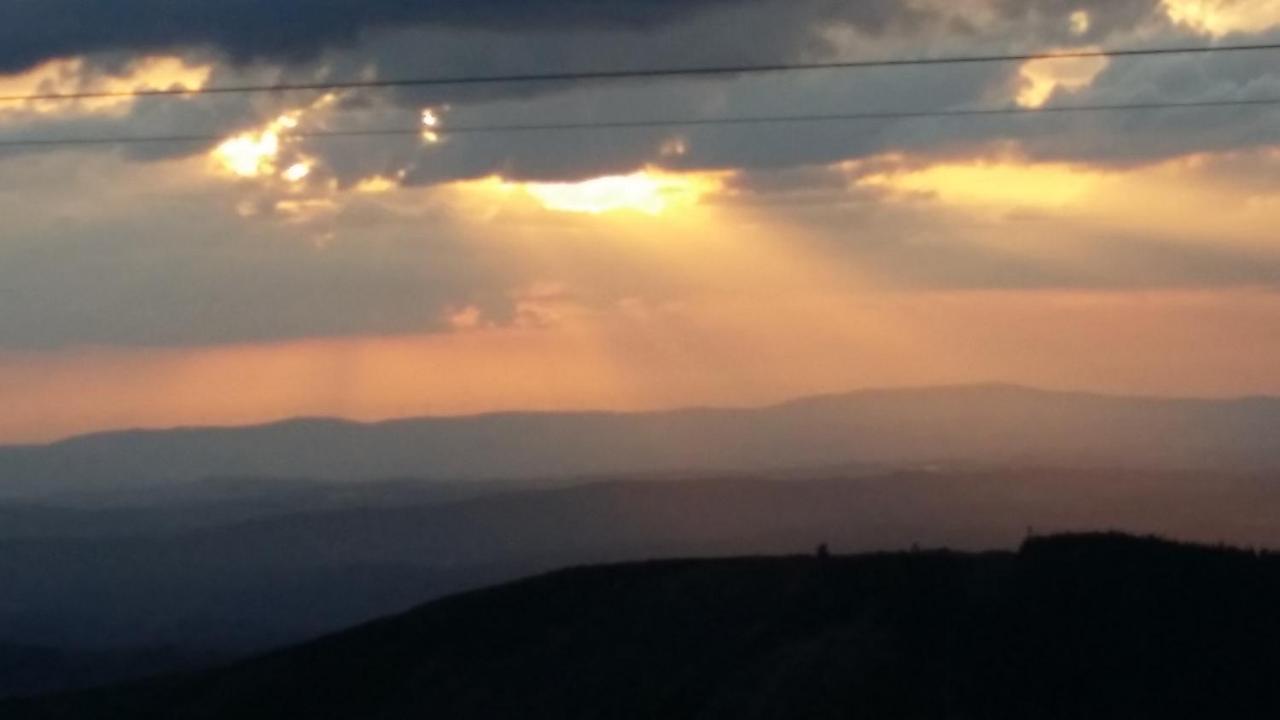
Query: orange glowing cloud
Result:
<box><xmin>518</xmin><ymin>170</ymin><xmax>725</xmax><ymax>216</ymax></box>
<box><xmin>208</xmin><ymin>94</ymin><xmax>339</xmax><ymax>183</ymax></box>
<box><xmin>1163</xmin><ymin>0</ymin><xmax>1280</xmax><ymax>34</ymax></box>
<box><xmin>859</xmin><ymin>159</ymin><xmax>1111</xmax><ymax>208</ymax></box>
<box><xmin>212</xmin><ymin>111</ymin><xmax>300</xmax><ymax>178</ymax></box>
<box><xmin>1017</xmin><ymin>53</ymin><xmax>1109</xmax><ymax>108</ymax></box>
<box><xmin>0</xmin><ymin>56</ymin><xmax>210</xmax><ymax>115</ymax></box>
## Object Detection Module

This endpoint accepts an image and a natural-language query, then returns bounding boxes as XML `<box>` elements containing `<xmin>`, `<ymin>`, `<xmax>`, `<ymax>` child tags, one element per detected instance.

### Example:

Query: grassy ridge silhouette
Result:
<box><xmin>8</xmin><ymin>533</ymin><xmax>1280</xmax><ymax>718</ymax></box>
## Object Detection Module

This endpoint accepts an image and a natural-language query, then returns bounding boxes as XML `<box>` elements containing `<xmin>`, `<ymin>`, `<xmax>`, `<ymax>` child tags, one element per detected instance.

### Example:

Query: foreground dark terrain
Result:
<box><xmin>7</xmin><ymin>466</ymin><xmax>1280</xmax><ymax>695</ymax></box>
<box><xmin>8</xmin><ymin>533</ymin><xmax>1279</xmax><ymax>719</ymax></box>
<box><xmin>4</xmin><ymin>387</ymin><xmax>1280</xmax><ymax>701</ymax></box>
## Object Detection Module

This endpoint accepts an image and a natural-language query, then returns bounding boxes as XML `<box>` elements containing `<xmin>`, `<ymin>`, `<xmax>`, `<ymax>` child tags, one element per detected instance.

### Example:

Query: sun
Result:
<box><xmin>520</xmin><ymin>170</ymin><xmax>721</xmax><ymax>216</ymax></box>
<box><xmin>211</xmin><ymin>112</ymin><xmax>299</xmax><ymax>178</ymax></box>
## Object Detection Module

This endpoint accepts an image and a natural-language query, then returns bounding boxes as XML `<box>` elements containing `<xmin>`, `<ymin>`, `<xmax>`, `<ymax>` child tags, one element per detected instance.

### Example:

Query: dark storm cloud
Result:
<box><xmin>0</xmin><ymin>0</ymin><xmax>953</xmax><ymax>169</ymax></box>
<box><xmin>0</xmin><ymin>0</ymin><xmax>746</xmax><ymax>73</ymax></box>
<box><xmin>0</xmin><ymin>0</ymin><xmax>954</xmax><ymax>73</ymax></box>
<box><xmin>4</xmin><ymin>0</ymin><xmax>1275</xmax><ymax>183</ymax></box>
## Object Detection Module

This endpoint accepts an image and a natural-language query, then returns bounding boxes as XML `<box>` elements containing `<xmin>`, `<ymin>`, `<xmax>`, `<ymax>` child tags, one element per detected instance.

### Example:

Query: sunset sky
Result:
<box><xmin>3</xmin><ymin>0</ymin><xmax>1280</xmax><ymax>443</ymax></box>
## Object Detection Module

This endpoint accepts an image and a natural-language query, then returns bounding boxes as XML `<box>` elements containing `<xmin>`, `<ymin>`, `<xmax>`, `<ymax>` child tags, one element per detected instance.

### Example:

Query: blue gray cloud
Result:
<box><xmin>0</xmin><ymin>0</ymin><xmax>749</xmax><ymax>73</ymax></box>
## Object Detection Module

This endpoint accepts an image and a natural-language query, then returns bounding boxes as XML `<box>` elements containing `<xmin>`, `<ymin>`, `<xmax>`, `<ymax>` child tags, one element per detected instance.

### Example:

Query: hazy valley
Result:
<box><xmin>2</xmin><ymin>386</ymin><xmax>1279</xmax><ymax>701</ymax></box>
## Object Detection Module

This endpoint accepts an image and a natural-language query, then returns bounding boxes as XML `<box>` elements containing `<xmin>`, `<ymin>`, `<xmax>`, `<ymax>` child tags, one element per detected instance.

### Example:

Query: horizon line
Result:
<box><xmin>9</xmin><ymin>381</ymin><xmax>1279</xmax><ymax>449</ymax></box>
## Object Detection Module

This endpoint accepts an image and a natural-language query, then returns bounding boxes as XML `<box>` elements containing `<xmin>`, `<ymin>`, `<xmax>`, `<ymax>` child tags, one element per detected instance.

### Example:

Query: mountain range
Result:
<box><xmin>4</xmin><ymin>384</ymin><xmax>1280</xmax><ymax>699</ymax></box>
<box><xmin>4</xmin><ymin>384</ymin><xmax>1280</xmax><ymax>501</ymax></box>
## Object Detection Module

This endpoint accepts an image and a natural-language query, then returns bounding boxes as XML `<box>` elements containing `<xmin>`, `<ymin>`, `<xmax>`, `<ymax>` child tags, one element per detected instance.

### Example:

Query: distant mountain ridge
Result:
<box><xmin>4</xmin><ymin>384</ymin><xmax>1280</xmax><ymax>499</ymax></box>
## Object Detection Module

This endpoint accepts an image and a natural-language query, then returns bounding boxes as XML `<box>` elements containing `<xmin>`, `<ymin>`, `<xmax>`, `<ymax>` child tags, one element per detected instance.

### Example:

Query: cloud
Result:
<box><xmin>3</xmin><ymin>0</ymin><xmax>1280</xmax><ymax>353</ymax></box>
<box><xmin>991</xmin><ymin>0</ymin><xmax>1169</xmax><ymax>41</ymax></box>
<box><xmin>0</xmin><ymin>0</ymin><xmax>754</xmax><ymax>74</ymax></box>
<box><xmin>0</xmin><ymin>152</ymin><xmax>529</xmax><ymax>349</ymax></box>
<box><xmin>4</xmin><ymin>134</ymin><xmax>1280</xmax><ymax>351</ymax></box>
<box><xmin>8</xmin><ymin>0</ymin><xmax>1280</xmax><ymax>187</ymax></box>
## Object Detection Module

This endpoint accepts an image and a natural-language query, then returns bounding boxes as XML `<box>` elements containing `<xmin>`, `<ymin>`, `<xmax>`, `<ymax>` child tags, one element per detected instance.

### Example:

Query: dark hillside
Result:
<box><xmin>9</xmin><ymin>533</ymin><xmax>1280</xmax><ymax>719</ymax></box>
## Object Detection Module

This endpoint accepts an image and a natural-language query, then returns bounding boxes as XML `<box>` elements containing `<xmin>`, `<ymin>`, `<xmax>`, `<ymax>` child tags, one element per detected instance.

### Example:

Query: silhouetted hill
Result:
<box><xmin>9</xmin><ymin>469</ymin><xmax>1280</xmax><ymax>660</ymax></box>
<box><xmin>4</xmin><ymin>385</ymin><xmax>1280</xmax><ymax>500</ymax></box>
<box><xmin>0</xmin><ymin>645</ymin><xmax>216</xmax><ymax>699</ymax></box>
<box><xmin>10</xmin><ymin>534</ymin><xmax>1280</xmax><ymax>719</ymax></box>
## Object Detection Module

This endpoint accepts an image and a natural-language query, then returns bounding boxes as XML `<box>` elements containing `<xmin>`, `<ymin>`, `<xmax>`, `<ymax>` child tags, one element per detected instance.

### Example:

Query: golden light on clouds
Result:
<box><xmin>3</xmin><ymin>144</ymin><xmax>1280</xmax><ymax>444</ymax></box>
<box><xmin>1017</xmin><ymin>53</ymin><xmax>1109</xmax><ymax>108</ymax></box>
<box><xmin>0</xmin><ymin>56</ymin><xmax>211</xmax><ymax>115</ymax></box>
<box><xmin>448</xmin><ymin>306</ymin><xmax>485</xmax><ymax>331</ymax></box>
<box><xmin>861</xmin><ymin>160</ymin><xmax>1110</xmax><ymax>208</ymax></box>
<box><xmin>421</xmin><ymin>107</ymin><xmax>444</xmax><ymax>144</ymax></box>
<box><xmin>1163</xmin><ymin>0</ymin><xmax>1280</xmax><ymax>34</ymax></box>
<box><xmin>212</xmin><ymin>113</ymin><xmax>297</xmax><ymax>178</ymax></box>
<box><xmin>273</xmin><ymin>197</ymin><xmax>337</xmax><ymax>220</ymax></box>
<box><xmin>355</xmin><ymin>175</ymin><xmax>402</xmax><ymax>193</ymax></box>
<box><xmin>1069</xmin><ymin>10</ymin><xmax>1092</xmax><ymax>35</ymax></box>
<box><xmin>520</xmin><ymin>170</ymin><xmax>723</xmax><ymax>216</ymax></box>
<box><xmin>849</xmin><ymin>150</ymin><xmax>1280</xmax><ymax>256</ymax></box>
<box><xmin>282</xmin><ymin>162</ymin><xmax>313</xmax><ymax>183</ymax></box>
<box><xmin>209</xmin><ymin>94</ymin><xmax>340</xmax><ymax>182</ymax></box>
<box><xmin>7</xmin><ymin>5</ymin><xmax>1280</xmax><ymax>454</ymax></box>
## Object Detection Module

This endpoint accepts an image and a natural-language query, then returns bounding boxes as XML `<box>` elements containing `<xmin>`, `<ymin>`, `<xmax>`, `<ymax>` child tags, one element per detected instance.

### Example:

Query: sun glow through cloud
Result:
<box><xmin>211</xmin><ymin>113</ymin><xmax>309</xmax><ymax>179</ymax></box>
<box><xmin>1069</xmin><ymin>10</ymin><xmax>1092</xmax><ymax>35</ymax></box>
<box><xmin>8</xmin><ymin>2</ymin><xmax>1280</xmax><ymax>450</ymax></box>
<box><xmin>520</xmin><ymin>170</ymin><xmax>723</xmax><ymax>215</ymax></box>
<box><xmin>209</xmin><ymin>94</ymin><xmax>342</xmax><ymax>182</ymax></box>
<box><xmin>421</xmin><ymin>107</ymin><xmax>444</xmax><ymax>144</ymax></box>
<box><xmin>355</xmin><ymin>175</ymin><xmax>402</xmax><ymax>193</ymax></box>
<box><xmin>861</xmin><ymin>160</ymin><xmax>1110</xmax><ymax>208</ymax></box>
<box><xmin>212</xmin><ymin>114</ymin><xmax>295</xmax><ymax>178</ymax></box>
<box><xmin>1017</xmin><ymin>52</ymin><xmax>1109</xmax><ymax>108</ymax></box>
<box><xmin>0</xmin><ymin>56</ymin><xmax>211</xmax><ymax>115</ymax></box>
<box><xmin>282</xmin><ymin>162</ymin><xmax>313</xmax><ymax>183</ymax></box>
<box><xmin>1163</xmin><ymin>0</ymin><xmax>1280</xmax><ymax>34</ymax></box>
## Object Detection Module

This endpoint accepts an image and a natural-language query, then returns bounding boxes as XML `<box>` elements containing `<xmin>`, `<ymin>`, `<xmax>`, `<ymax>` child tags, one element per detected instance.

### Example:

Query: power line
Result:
<box><xmin>2</xmin><ymin>96</ymin><xmax>1277</xmax><ymax>151</ymax></box>
<box><xmin>3</xmin><ymin>41</ymin><xmax>1280</xmax><ymax>104</ymax></box>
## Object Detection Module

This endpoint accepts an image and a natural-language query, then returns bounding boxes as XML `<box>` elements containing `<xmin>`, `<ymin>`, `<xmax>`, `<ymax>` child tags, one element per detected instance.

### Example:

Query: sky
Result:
<box><xmin>2</xmin><ymin>0</ymin><xmax>1280</xmax><ymax>443</ymax></box>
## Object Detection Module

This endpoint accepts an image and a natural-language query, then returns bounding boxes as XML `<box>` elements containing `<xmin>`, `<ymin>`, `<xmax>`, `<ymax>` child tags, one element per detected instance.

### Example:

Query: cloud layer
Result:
<box><xmin>0</xmin><ymin>0</ymin><xmax>748</xmax><ymax>73</ymax></box>
<box><xmin>2</xmin><ymin>0</ymin><xmax>1280</xmax><ymax>353</ymax></box>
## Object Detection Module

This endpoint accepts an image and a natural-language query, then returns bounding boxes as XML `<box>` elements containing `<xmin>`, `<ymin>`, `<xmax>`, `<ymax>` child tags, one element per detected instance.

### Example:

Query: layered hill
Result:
<box><xmin>8</xmin><ymin>469</ymin><xmax>1280</xmax><ymax>659</ymax></box>
<box><xmin>10</xmin><ymin>534</ymin><xmax>1280</xmax><ymax>719</ymax></box>
<box><xmin>5</xmin><ymin>385</ymin><xmax>1280</xmax><ymax>500</ymax></box>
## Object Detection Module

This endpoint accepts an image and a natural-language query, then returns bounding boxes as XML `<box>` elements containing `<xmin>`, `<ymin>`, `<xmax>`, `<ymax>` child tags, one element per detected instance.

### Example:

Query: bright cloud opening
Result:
<box><xmin>0</xmin><ymin>56</ymin><xmax>211</xmax><ymax>115</ymax></box>
<box><xmin>282</xmin><ymin>162</ymin><xmax>313</xmax><ymax>183</ymax></box>
<box><xmin>214</xmin><ymin>128</ymin><xmax>283</xmax><ymax>178</ymax></box>
<box><xmin>211</xmin><ymin>113</ymin><xmax>303</xmax><ymax>179</ymax></box>
<box><xmin>1017</xmin><ymin>53</ymin><xmax>1109</xmax><ymax>108</ymax></box>
<box><xmin>421</xmin><ymin>107</ymin><xmax>445</xmax><ymax>144</ymax></box>
<box><xmin>1069</xmin><ymin>10</ymin><xmax>1092</xmax><ymax>35</ymax></box>
<box><xmin>1163</xmin><ymin>0</ymin><xmax>1280</xmax><ymax>34</ymax></box>
<box><xmin>861</xmin><ymin>160</ymin><xmax>1111</xmax><ymax>209</ymax></box>
<box><xmin>520</xmin><ymin>170</ymin><xmax>723</xmax><ymax>216</ymax></box>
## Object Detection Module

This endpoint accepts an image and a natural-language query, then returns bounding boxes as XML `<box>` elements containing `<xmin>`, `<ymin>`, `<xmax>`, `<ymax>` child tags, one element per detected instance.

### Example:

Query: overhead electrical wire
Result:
<box><xmin>1</xmin><ymin>96</ymin><xmax>1278</xmax><ymax>150</ymax></box>
<box><xmin>1</xmin><ymin>41</ymin><xmax>1279</xmax><ymax>104</ymax></box>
